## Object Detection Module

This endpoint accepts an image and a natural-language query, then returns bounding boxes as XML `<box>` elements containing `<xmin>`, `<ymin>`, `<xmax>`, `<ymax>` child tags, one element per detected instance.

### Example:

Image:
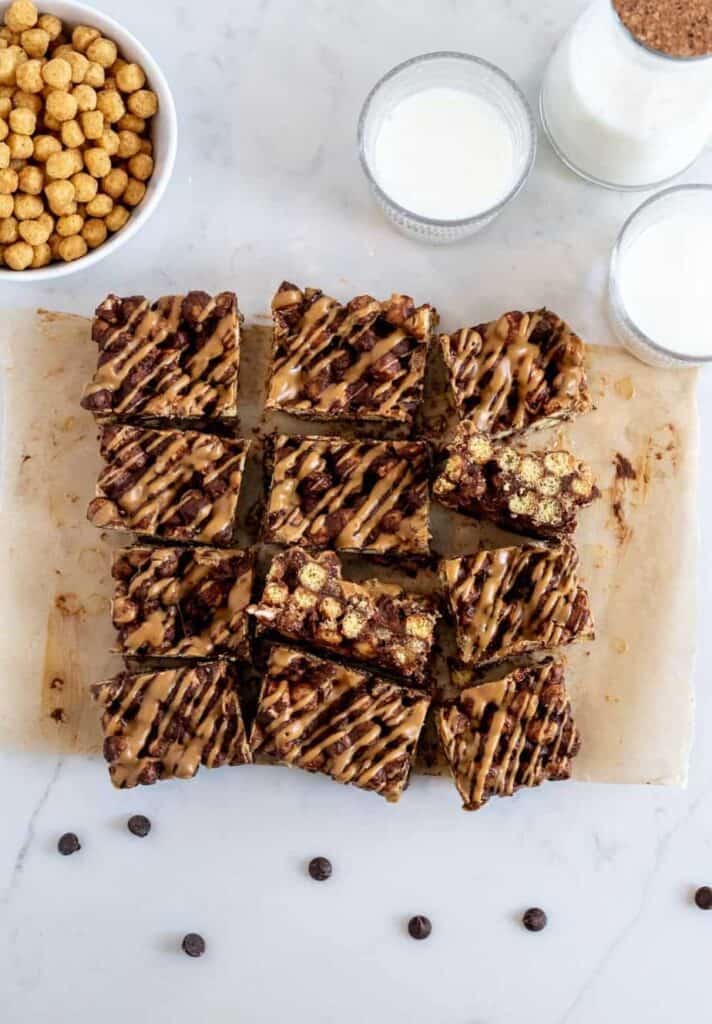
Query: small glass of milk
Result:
<box><xmin>358</xmin><ymin>52</ymin><xmax>536</xmax><ymax>243</ymax></box>
<box><xmin>609</xmin><ymin>185</ymin><xmax>712</xmax><ymax>367</ymax></box>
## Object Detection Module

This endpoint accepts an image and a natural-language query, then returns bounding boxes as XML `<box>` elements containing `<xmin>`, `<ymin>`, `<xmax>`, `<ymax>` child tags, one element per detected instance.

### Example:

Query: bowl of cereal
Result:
<box><xmin>0</xmin><ymin>0</ymin><xmax>177</xmax><ymax>279</ymax></box>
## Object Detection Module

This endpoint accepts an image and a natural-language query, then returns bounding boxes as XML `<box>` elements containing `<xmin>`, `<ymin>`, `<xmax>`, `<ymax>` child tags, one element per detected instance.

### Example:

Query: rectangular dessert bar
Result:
<box><xmin>92</xmin><ymin>661</ymin><xmax>253</xmax><ymax>789</ymax></box>
<box><xmin>250</xmin><ymin>646</ymin><xmax>431</xmax><ymax>802</ymax></box>
<box><xmin>265</xmin><ymin>281</ymin><xmax>437</xmax><ymax>424</ymax></box>
<box><xmin>263</xmin><ymin>434</ymin><xmax>431</xmax><ymax>556</ymax></box>
<box><xmin>112</xmin><ymin>546</ymin><xmax>255</xmax><ymax>660</ymax></box>
<box><xmin>81</xmin><ymin>291</ymin><xmax>241</xmax><ymax>422</ymax></box>
<box><xmin>439</xmin><ymin>542</ymin><xmax>594</xmax><ymax>667</ymax></box>
<box><xmin>432</xmin><ymin>422</ymin><xmax>596</xmax><ymax>541</ymax></box>
<box><xmin>87</xmin><ymin>424</ymin><xmax>249</xmax><ymax>546</ymax></box>
<box><xmin>439</xmin><ymin>308</ymin><xmax>591</xmax><ymax>436</ymax></box>
<box><xmin>436</xmin><ymin>659</ymin><xmax>581</xmax><ymax>811</ymax></box>
<box><xmin>249</xmin><ymin>547</ymin><xmax>438</xmax><ymax>686</ymax></box>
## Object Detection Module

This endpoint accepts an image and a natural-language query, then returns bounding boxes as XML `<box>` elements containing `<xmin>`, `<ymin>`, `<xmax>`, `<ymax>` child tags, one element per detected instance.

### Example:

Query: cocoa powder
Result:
<box><xmin>613</xmin><ymin>0</ymin><xmax>712</xmax><ymax>57</ymax></box>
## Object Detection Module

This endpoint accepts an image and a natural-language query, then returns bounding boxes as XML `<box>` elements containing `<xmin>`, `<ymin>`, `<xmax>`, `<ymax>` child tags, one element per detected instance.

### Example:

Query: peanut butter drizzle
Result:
<box><xmin>440</xmin><ymin>309</ymin><xmax>590</xmax><ymax>435</ymax></box>
<box><xmin>251</xmin><ymin>647</ymin><xmax>430</xmax><ymax>802</ymax></box>
<box><xmin>82</xmin><ymin>294</ymin><xmax>239</xmax><ymax>418</ymax></box>
<box><xmin>440</xmin><ymin>543</ymin><xmax>592</xmax><ymax>665</ymax></box>
<box><xmin>265</xmin><ymin>436</ymin><xmax>429</xmax><ymax>554</ymax></box>
<box><xmin>93</xmin><ymin>662</ymin><xmax>252</xmax><ymax>789</ymax></box>
<box><xmin>436</xmin><ymin>661</ymin><xmax>580</xmax><ymax>811</ymax></box>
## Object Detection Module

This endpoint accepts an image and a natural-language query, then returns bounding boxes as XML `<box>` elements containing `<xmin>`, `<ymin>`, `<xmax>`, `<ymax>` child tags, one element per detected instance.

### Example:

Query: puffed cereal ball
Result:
<box><xmin>45</xmin><ymin>148</ymin><xmax>76</xmax><ymax>180</ymax></box>
<box><xmin>64</xmin><ymin>49</ymin><xmax>89</xmax><ymax>84</ymax></box>
<box><xmin>70</xmin><ymin>171</ymin><xmax>96</xmax><ymax>203</ymax></box>
<box><xmin>117</xmin><ymin>112</ymin><xmax>144</xmax><ymax>134</ymax></box>
<box><xmin>44</xmin><ymin>177</ymin><xmax>74</xmax><ymax>213</ymax></box>
<box><xmin>0</xmin><ymin>47</ymin><xmax>20</xmax><ymax>85</ymax></box>
<box><xmin>3</xmin><ymin>238</ymin><xmax>32</xmax><ymax>268</ymax></box>
<box><xmin>105</xmin><ymin>203</ymin><xmax>128</xmax><ymax>232</ymax></box>
<box><xmin>42</xmin><ymin>57</ymin><xmax>71</xmax><ymax>89</ymax></box>
<box><xmin>101</xmin><ymin>166</ymin><xmax>127</xmax><ymax>198</ymax></box>
<box><xmin>0</xmin><ymin>116</ymin><xmax>6</xmax><ymax>141</ymax></box>
<box><xmin>32</xmin><ymin>132</ymin><xmax>60</xmax><ymax>161</ymax></box>
<box><xmin>85</xmin><ymin>36</ymin><xmax>116</xmax><ymax>69</ymax></box>
<box><xmin>0</xmin><ymin>140</ymin><xmax>10</xmax><ymax>168</ymax></box>
<box><xmin>45</xmin><ymin>89</ymin><xmax>77</xmax><ymax>122</ymax></box>
<box><xmin>71</xmin><ymin>25</ymin><xmax>99</xmax><ymax>53</ymax></box>
<box><xmin>72</xmin><ymin>83</ymin><xmax>96</xmax><ymax>111</ymax></box>
<box><xmin>12</xmin><ymin>88</ymin><xmax>42</xmax><ymax>111</ymax></box>
<box><xmin>83</xmin><ymin>145</ymin><xmax>110</xmax><ymax>177</ymax></box>
<box><xmin>81</xmin><ymin>216</ymin><xmax>106</xmax><ymax>248</ymax></box>
<box><xmin>18</xmin><ymin>162</ymin><xmax>41</xmax><ymax>193</ymax></box>
<box><xmin>127</xmin><ymin>152</ymin><xmax>153</xmax><ymax>181</ymax></box>
<box><xmin>20</xmin><ymin>26</ymin><xmax>49</xmax><ymax>57</ymax></box>
<box><xmin>0</xmin><ymin>166</ymin><xmax>18</xmax><ymax>192</ymax></box>
<box><xmin>56</xmin><ymin>211</ymin><xmax>83</xmax><ymax>236</ymax></box>
<box><xmin>60</xmin><ymin>118</ymin><xmax>84</xmax><ymax>148</ymax></box>
<box><xmin>117</xmin><ymin>129</ymin><xmax>141</xmax><ymax>159</ymax></box>
<box><xmin>13</xmin><ymin>191</ymin><xmax>41</xmax><ymax>218</ymax></box>
<box><xmin>8</xmin><ymin>105</ymin><xmax>34</xmax><ymax>134</ymax></box>
<box><xmin>96</xmin><ymin>87</ymin><xmax>123</xmax><ymax>123</ymax></box>
<box><xmin>30</xmin><ymin>240</ymin><xmax>50</xmax><ymax>266</ymax></box>
<box><xmin>84</xmin><ymin>60</ymin><xmax>104</xmax><ymax>88</ymax></box>
<box><xmin>4</xmin><ymin>1</ymin><xmax>37</xmax><ymax>33</ymax></box>
<box><xmin>57</xmin><ymin>233</ymin><xmax>86</xmax><ymax>261</ymax></box>
<box><xmin>98</xmin><ymin>126</ymin><xmax>118</xmax><ymax>155</ymax></box>
<box><xmin>18</xmin><ymin>209</ymin><xmax>51</xmax><ymax>243</ymax></box>
<box><xmin>80</xmin><ymin>109</ymin><xmax>102</xmax><ymax>139</ymax></box>
<box><xmin>15</xmin><ymin>56</ymin><xmax>42</xmax><ymax>91</ymax></box>
<box><xmin>0</xmin><ymin>191</ymin><xmax>12</xmax><ymax>216</ymax></box>
<box><xmin>8</xmin><ymin>131</ymin><xmax>32</xmax><ymax>158</ymax></box>
<box><xmin>123</xmin><ymin>178</ymin><xmax>145</xmax><ymax>207</ymax></box>
<box><xmin>127</xmin><ymin>89</ymin><xmax>157</xmax><ymax>119</ymax></box>
<box><xmin>85</xmin><ymin>191</ymin><xmax>111</xmax><ymax>217</ymax></box>
<box><xmin>37</xmin><ymin>13</ymin><xmax>61</xmax><ymax>40</ymax></box>
<box><xmin>0</xmin><ymin>96</ymin><xmax>10</xmax><ymax>118</ymax></box>
<box><xmin>0</xmin><ymin>213</ymin><xmax>18</xmax><ymax>242</ymax></box>
<box><xmin>115</xmin><ymin>61</ymin><xmax>145</xmax><ymax>94</ymax></box>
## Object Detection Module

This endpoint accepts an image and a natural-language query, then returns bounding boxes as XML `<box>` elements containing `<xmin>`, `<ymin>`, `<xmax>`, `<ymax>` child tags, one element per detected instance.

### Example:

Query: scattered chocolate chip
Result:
<box><xmin>308</xmin><ymin>856</ymin><xmax>332</xmax><ymax>881</ymax></box>
<box><xmin>57</xmin><ymin>832</ymin><xmax>81</xmax><ymax>856</ymax></box>
<box><xmin>522</xmin><ymin>907</ymin><xmax>548</xmax><ymax>932</ymax></box>
<box><xmin>694</xmin><ymin>886</ymin><xmax>712</xmax><ymax>910</ymax></box>
<box><xmin>127</xmin><ymin>814</ymin><xmax>151</xmax><ymax>838</ymax></box>
<box><xmin>408</xmin><ymin>915</ymin><xmax>432</xmax><ymax>940</ymax></box>
<box><xmin>181</xmin><ymin>933</ymin><xmax>206</xmax><ymax>958</ymax></box>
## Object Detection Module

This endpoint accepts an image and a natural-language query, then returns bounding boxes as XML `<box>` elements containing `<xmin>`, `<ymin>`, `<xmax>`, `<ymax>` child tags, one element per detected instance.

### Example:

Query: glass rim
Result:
<box><xmin>609</xmin><ymin>184</ymin><xmax>712</xmax><ymax>365</ymax></box>
<box><xmin>357</xmin><ymin>50</ymin><xmax>537</xmax><ymax>229</ymax></box>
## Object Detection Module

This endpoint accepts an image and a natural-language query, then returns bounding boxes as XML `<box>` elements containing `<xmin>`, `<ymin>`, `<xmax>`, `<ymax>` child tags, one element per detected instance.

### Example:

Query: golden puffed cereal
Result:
<box><xmin>8</xmin><ymin>105</ymin><xmax>34</xmax><ymax>134</ymax></box>
<box><xmin>42</xmin><ymin>57</ymin><xmax>71</xmax><ymax>89</ymax></box>
<box><xmin>97</xmin><ymin>127</ymin><xmax>118</xmax><ymax>155</ymax></box>
<box><xmin>30</xmin><ymin>239</ymin><xmax>50</xmax><ymax>266</ymax></box>
<box><xmin>105</xmin><ymin>204</ymin><xmax>129</xmax><ymax>232</ymax></box>
<box><xmin>0</xmin><ymin>96</ymin><xmax>9</xmax><ymax>117</ymax></box>
<box><xmin>81</xmin><ymin>216</ymin><xmax>106</xmax><ymax>248</ymax></box>
<box><xmin>56</xmin><ymin>211</ymin><xmax>83</xmax><ymax>236</ymax></box>
<box><xmin>17</xmin><ymin>162</ymin><xmax>41</xmax><ymax>192</ymax></box>
<box><xmin>57</xmin><ymin>233</ymin><xmax>86</xmax><ymax>261</ymax></box>
<box><xmin>72</xmin><ymin>83</ymin><xmax>96</xmax><ymax>111</ymax></box>
<box><xmin>83</xmin><ymin>145</ymin><xmax>110</xmax><ymax>177</ymax></box>
<box><xmin>0</xmin><ymin>116</ymin><xmax>6</xmax><ymax>140</ymax></box>
<box><xmin>32</xmin><ymin>132</ymin><xmax>59</xmax><ymax>160</ymax></box>
<box><xmin>96</xmin><ymin>87</ymin><xmax>123</xmax><ymax>123</ymax></box>
<box><xmin>0</xmin><ymin>47</ymin><xmax>20</xmax><ymax>85</ymax></box>
<box><xmin>80</xmin><ymin>108</ymin><xmax>102</xmax><ymax>139</ymax></box>
<box><xmin>116</xmin><ymin>61</ymin><xmax>145</xmax><ymax>94</ymax></box>
<box><xmin>138</xmin><ymin>137</ymin><xmax>152</xmax><ymax>155</ymax></box>
<box><xmin>3</xmin><ymin>238</ymin><xmax>32</xmax><ymax>268</ymax></box>
<box><xmin>83</xmin><ymin>60</ymin><xmax>104</xmax><ymax>88</ymax></box>
<box><xmin>37</xmin><ymin>13</ymin><xmax>61</xmax><ymax>40</ymax></box>
<box><xmin>12</xmin><ymin>88</ymin><xmax>42</xmax><ymax>111</ymax></box>
<box><xmin>122</xmin><ymin>178</ymin><xmax>145</xmax><ymax>207</ymax></box>
<box><xmin>0</xmin><ymin>140</ymin><xmax>9</xmax><ymax>168</ymax></box>
<box><xmin>45</xmin><ymin>149</ymin><xmax>76</xmax><ymax>179</ymax></box>
<box><xmin>4</xmin><ymin>1</ymin><xmax>37</xmax><ymax>33</ymax></box>
<box><xmin>71</xmin><ymin>25</ymin><xmax>99</xmax><ymax>53</ymax></box>
<box><xmin>8</xmin><ymin>131</ymin><xmax>32</xmax><ymax>158</ymax></box>
<box><xmin>127</xmin><ymin>89</ymin><xmax>157</xmax><ymax>119</ymax></box>
<box><xmin>127</xmin><ymin>152</ymin><xmax>153</xmax><ymax>181</ymax></box>
<box><xmin>60</xmin><ymin>118</ymin><xmax>84</xmax><ymax>148</ymax></box>
<box><xmin>44</xmin><ymin>177</ymin><xmax>74</xmax><ymax>213</ymax></box>
<box><xmin>47</xmin><ymin>229</ymin><xmax>61</xmax><ymax>258</ymax></box>
<box><xmin>0</xmin><ymin>214</ymin><xmax>18</xmax><ymax>242</ymax></box>
<box><xmin>71</xmin><ymin>171</ymin><xmax>96</xmax><ymax>203</ymax></box>
<box><xmin>117</xmin><ymin>112</ymin><xmax>144</xmax><ymax>134</ymax></box>
<box><xmin>64</xmin><ymin>49</ymin><xmax>88</xmax><ymax>84</ymax></box>
<box><xmin>0</xmin><ymin>165</ymin><xmax>18</xmax><ymax>191</ymax></box>
<box><xmin>18</xmin><ymin>209</ymin><xmax>51</xmax><ymax>243</ymax></box>
<box><xmin>0</xmin><ymin>191</ymin><xmax>12</xmax><ymax>215</ymax></box>
<box><xmin>15</xmin><ymin>56</ymin><xmax>42</xmax><ymax>91</ymax></box>
<box><xmin>42</xmin><ymin>111</ymin><xmax>60</xmax><ymax>131</ymax></box>
<box><xmin>20</xmin><ymin>26</ymin><xmax>49</xmax><ymax>57</ymax></box>
<box><xmin>84</xmin><ymin>191</ymin><xmax>111</xmax><ymax>217</ymax></box>
<box><xmin>116</xmin><ymin>128</ymin><xmax>140</xmax><ymax>159</ymax></box>
<box><xmin>45</xmin><ymin>89</ymin><xmax>77</xmax><ymax>122</ymax></box>
<box><xmin>13</xmin><ymin>191</ymin><xmax>41</xmax><ymax>218</ymax></box>
<box><xmin>101</xmin><ymin>166</ymin><xmax>127</xmax><ymax>198</ymax></box>
<box><xmin>86</xmin><ymin>37</ymin><xmax>116</xmax><ymax>69</ymax></box>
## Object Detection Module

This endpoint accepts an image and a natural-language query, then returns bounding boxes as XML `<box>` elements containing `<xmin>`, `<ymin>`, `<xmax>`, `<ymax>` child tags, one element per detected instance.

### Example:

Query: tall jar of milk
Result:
<box><xmin>540</xmin><ymin>0</ymin><xmax>712</xmax><ymax>190</ymax></box>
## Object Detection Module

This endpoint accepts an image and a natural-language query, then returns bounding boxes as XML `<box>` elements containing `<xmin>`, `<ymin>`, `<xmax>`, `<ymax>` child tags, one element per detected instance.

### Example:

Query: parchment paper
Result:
<box><xmin>0</xmin><ymin>310</ymin><xmax>697</xmax><ymax>784</ymax></box>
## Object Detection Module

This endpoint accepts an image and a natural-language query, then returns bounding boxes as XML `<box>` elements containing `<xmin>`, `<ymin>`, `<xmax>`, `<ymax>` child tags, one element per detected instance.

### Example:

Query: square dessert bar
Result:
<box><xmin>81</xmin><ymin>291</ymin><xmax>241</xmax><ymax>422</ymax></box>
<box><xmin>112</xmin><ymin>546</ymin><xmax>255</xmax><ymax>660</ymax></box>
<box><xmin>436</xmin><ymin>659</ymin><xmax>581</xmax><ymax>811</ymax></box>
<box><xmin>249</xmin><ymin>547</ymin><xmax>438</xmax><ymax>686</ymax></box>
<box><xmin>263</xmin><ymin>434</ymin><xmax>431</xmax><ymax>556</ymax></box>
<box><xmin>87</xmin><ymin>424</ymin><xmax>249</xmax><ymax>545</ymax></box>
<box><xmin>440</xmin><ymin>541</ymin><xmax>594</xmax><ymax>667</ymax></box>
<box><xmin>432</xmin><ymin>422</ymin><xmax>596</xmax><ymax>541</ymax></box>
<box><xmin>250</xmin><ymin>646</ymin><xmax>431</xmax><ymax>802</ymax></box>
<box><xmin>265</xmin><ymin>281</ymin><xmax>437</xmax><ymax>424</ymax></box>
<box><xmin>92</xmin><ymin>661</ymin><xmax>253</xmax><ymax>789</ymax></box>
<box><xmin>439</xmin><ymin>308</ymin><xmax>591</xmax><ymax>436</ymax></box>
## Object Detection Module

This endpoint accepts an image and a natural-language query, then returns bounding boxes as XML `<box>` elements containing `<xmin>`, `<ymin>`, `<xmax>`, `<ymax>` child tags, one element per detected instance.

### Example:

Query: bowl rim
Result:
<box><xmin>608</xmin><ymin>183</ymin><xmax>712</xmax><ymax>365</ymax></box>
<box><xmin>0</xmin><ymin>0</ymin><xmax>178</xmax><ymax>282</ymax></box>
<box><xmin>356</xmin><ymin>50</ymin><xmax>537</xmax><ymax>229</ymax></box>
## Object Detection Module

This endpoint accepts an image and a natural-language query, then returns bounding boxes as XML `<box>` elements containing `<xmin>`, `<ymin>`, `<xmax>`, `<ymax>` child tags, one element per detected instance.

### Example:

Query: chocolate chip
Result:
<box><xmin>407</xmin><ymin>915</ymin><xmax>432</xmax><ymax>940</ymax></box>
<box><xmin>181</xmin><ymin>933</ymin><xmax>206</xmax><ymax>958</ymax></box>
<box><xmin>127</xmin><ymin>814</ymin><xmax>151</xmax><ymax>838</ymax></box>
<box><xmin>694</xmin><ymin>886</ymin><xmax>712</xmax><ymax>910</ymax></box>
<box><xmin>57</xmin><ymin>832</ymin><xmax>81</xmax><ymax>856</ymax></box>
<box><xmin>308</xmin><ymin>856</ymin><xmax>332</xmax><ymax>881</ymax></box>
<box><xmin>522</xmin><ymin>907</ymin><xmax>547</xmax><ymax>932</ymax></box>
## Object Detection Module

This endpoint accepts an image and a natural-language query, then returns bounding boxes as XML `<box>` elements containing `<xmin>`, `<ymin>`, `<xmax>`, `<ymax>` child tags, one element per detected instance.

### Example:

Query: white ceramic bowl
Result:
<box><xmin>0</xmin><ymin>0</ymin><xmax>177</xmax><ymax>282</ymax></box>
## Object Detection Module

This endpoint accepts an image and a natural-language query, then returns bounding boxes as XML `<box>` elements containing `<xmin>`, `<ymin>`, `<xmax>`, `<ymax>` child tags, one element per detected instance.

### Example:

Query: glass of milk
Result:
<box><xmin>358</xmin><ymin>52</ymin><xmax>536</xmax><ymax>243</ymax></box>
<box><xmin>609</xmin><ymin>185</ymin><xmax>712</xmax><ymax>367</ymax></box>
<box><xmin>541</xmin><ymin>0</ymin><xmax>712</xmax><ymax>191</ymax></box>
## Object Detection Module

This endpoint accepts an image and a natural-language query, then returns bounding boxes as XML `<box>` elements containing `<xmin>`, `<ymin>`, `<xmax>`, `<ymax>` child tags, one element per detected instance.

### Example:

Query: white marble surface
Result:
<box><xmin>1</xmin><ymin>1</ymin><xmax>712</xmax><ymax>1021</ymax></box>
